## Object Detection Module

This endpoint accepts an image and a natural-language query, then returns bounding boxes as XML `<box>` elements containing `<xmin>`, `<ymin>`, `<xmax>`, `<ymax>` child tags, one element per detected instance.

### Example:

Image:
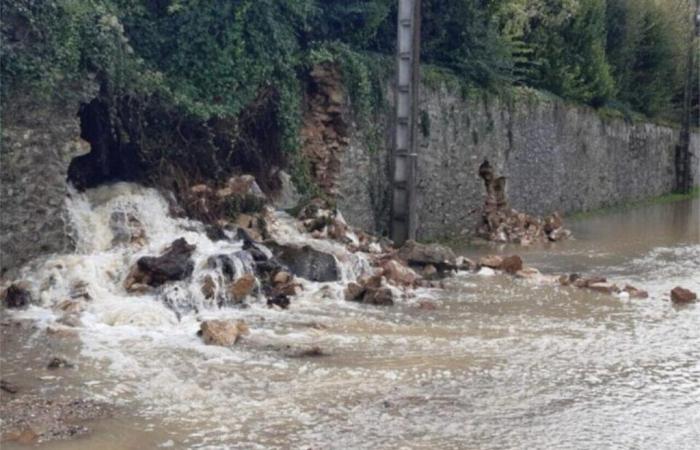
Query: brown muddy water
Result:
<box><xmin>1</xmin><ymin>186</ymin><xmax>699</xmax><ymax>450</ymax></box>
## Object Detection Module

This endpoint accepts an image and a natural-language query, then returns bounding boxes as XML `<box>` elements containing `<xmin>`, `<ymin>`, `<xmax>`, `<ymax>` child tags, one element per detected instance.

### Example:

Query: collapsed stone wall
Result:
<box><xmin>337</xmin><ymin>82</ymin><xmax>700</xmax><ymax>240</ymax></box>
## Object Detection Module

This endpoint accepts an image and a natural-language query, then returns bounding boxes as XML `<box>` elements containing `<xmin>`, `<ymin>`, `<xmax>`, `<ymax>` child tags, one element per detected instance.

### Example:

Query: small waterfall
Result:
<box><xmin>13</xmin><ymin>182</ymin><xmax>372</xmax><ymax>327</ymax></box>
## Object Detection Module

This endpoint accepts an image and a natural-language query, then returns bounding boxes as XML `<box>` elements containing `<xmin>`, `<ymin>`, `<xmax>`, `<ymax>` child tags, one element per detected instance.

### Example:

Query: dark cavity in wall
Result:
<box><xmin>66</xmin><ymin>88</ymin><xmax>286</xmax><ymax>195</ymax></box>
<box><xmin>67</xmin><ymin>98</ymin><xmax>141</xmax><ymax>190</ymax></box>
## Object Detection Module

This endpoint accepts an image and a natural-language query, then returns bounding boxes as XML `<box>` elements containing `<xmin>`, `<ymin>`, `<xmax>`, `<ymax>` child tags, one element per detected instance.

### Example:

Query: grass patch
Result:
<box><xmin>568</xmin><ymin>187</ymin><xmax>700</xmax><ymax>220</ymax></box>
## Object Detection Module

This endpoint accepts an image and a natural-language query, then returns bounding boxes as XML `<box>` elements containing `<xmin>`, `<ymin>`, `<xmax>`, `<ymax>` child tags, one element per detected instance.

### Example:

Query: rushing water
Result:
<box><xmin>1</xmin><ymin>185</ymin><xmax>699</xmax><ymax>450</ymax></box>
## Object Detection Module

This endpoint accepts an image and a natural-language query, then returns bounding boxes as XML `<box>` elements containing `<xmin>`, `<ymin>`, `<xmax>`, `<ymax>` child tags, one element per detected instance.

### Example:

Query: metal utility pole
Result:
<box><xmin>676</xmin><ymin>0</ymin><xmax>699</xmax><ymax>193</ymax></box>
<box><xmin>390</xmin><ymin>0</ymin><xmax>421</xmax><ymax>245</ymax></box>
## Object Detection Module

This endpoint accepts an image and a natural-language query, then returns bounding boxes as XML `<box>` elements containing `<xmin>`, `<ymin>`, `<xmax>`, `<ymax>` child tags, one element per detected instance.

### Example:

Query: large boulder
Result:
<box><xmin>397</xmin><ymin>240</ymin><xmax>457</xmax><ymax>269</ymax></box>
<box><xmin>124</xmin><ymin>238</ymin><xmax>195</xmax><ymax>291</ymax></box>
<box><xmin>671</xmin><ymin>287</ymin><xmax>697</xmax><ymax>303</ymax></box>
<box><xmin>268</xmin><ymin>244</ymin><xmax>339</xmax><ymax>282</ymax></box>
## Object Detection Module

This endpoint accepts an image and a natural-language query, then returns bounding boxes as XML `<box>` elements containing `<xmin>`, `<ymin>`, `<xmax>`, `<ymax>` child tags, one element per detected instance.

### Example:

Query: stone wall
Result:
<box><xmin>1</xmin><ymin>91</ymin><xmax>94</xmax><ymax>278</ymax></box>
<box><xmin>337</xmin><ymin>83</ymin><xmax>700</xmax><ymax>240</ymax></box>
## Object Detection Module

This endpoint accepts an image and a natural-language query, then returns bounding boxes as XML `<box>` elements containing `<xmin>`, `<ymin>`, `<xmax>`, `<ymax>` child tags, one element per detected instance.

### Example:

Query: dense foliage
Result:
<box><xmin>1</xmin><ymin>0</ymin><xmax>697</xmax><ymax>131</ymax></box>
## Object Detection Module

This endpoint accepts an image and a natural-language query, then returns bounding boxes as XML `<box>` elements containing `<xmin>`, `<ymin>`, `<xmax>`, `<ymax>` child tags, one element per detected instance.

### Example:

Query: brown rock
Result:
<box><xmin>201</xmin><ymin>275</ymin><xmax>216</xmax><ymax>300</ymax></box>
<box><xmin>501</xmin><ymin>255</ymin><xmax>523</xmax><ymax>274</ymax></box>
<box><xmin>229</xmin><ymin>274</ymin><xmax>256</xmax><ymax>302</ymax></box>
<box><xmin>1</xmin><ymin>379</ymin><xmax>19</xmax><ymax>394</ymax></box>
<box><xmin>671</xmin><ymin>287</ymin><xmax>697</xmax><ymax>303</ymax></box>
<box><xmin>273</xmin><ymin>271</ymin><xmax>292</xmax><ymax>285</ymax></box>
<box><xmin>422</xmin><ymin>264</ymin><xmax>438</xmax><ymax>279</ymax></box>
<box><xmin>397</xmin><ymin>240</ymin><xmax>457</xmax><ymax>268</ymax></box>
<box><xmin>344</xmin><ymin>282</ymin><xmax>366</xmax><ymax>302</ymax></box>
<box><xmin>479</xmin><ymin>255</ymin><xmax>503</xmax><ymax>270</ymax></box>
<box><xmin>381</xmin><ymin>259</ymin><xmax>419</xmax><ymax>286</ymax></box>
<box><xmin>199</xmin><ymin>320</ymin><xmax>249</xmax><ymax>346</ymax></box>
<box><xmin>363</xmin><ymin>287</ymin><xmax>394</xmax><ymax>306</ymax></box>
<box><xmin>623</xmin><ymin>285</ymin><xmax>649</xmax><ymax>299</ymax></box>
<box><xmin>455</xmin><ymin>256</ymin><xmax>476</xmax><ymax>271</ymax></box>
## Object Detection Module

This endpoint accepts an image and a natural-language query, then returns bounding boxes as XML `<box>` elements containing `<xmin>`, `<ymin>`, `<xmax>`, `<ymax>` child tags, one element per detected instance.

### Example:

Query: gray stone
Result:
<box><xmin>268</xmin><ymin>243</ymin><xmax>340</xmax><ymax>282</ymax></box>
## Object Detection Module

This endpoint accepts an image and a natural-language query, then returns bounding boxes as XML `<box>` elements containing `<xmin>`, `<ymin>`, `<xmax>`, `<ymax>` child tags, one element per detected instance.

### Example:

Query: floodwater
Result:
<box><xmin>1</xmin><ymin>186</ymin><xmax>698</xmax><ymax>450</ymax></box>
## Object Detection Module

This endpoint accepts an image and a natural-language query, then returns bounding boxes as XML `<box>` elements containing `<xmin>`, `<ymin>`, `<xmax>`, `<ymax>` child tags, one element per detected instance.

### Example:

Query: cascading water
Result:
<box><xmin>2</xmin><ymin>185</ymin><xmax>699</xmax><ymax>450</ymax></box>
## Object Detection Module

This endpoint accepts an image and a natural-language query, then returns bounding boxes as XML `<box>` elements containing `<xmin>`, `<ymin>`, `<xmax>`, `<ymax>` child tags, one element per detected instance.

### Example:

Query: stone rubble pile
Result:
<box><xmin>2</xmin><ymin>171</ymin><xmax>696</xmax><ymax>354</ymax></box>
<box><xmin>477</xmin><ymin>160</ymin><xmax>571</xmax><ymax>244</ymax></box>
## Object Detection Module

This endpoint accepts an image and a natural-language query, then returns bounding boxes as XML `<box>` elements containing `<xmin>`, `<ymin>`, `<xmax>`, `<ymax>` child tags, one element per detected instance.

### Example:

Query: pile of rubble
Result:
<box><xmin>477</xmin><ymin>160</ymin><xmax>571</xmax><ymax>244</ymax></box>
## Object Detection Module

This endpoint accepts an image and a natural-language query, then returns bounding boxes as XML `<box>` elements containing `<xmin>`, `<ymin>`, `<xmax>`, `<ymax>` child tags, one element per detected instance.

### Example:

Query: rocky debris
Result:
<box><xmin>69</xmin><ymin>280</ymin><xmax>91</xmax><ymax>301</ymax></box>
<box><xmin>380</xmin><ymin>259</ymin><xmax>420</xmax><ymax>287</ymax></box>
<box><xmin>229</xmin><ymin>274</ymin><xmax>256</xmax><ymax>303</ymax></box>
<box><xmin>1</xmin><ymin>379</ymin><xmax>19</xmax><ymax>394</ymax></box>
<box><xmin>671</xmin><ymin>286</ymin><xmax>697</xmax><ymax>303</ymax></box>
<box><xmin>201</xmin><ymin>275</ymin><xmax>216</xmax><ymax>300</ymax></box>
<box><xmin>477</xmin><ymin>160</ymin><xmax>571</xmax><ymax>244</ymax></box>
<box><xmin>199</xmin><ymin>320</ymin><xmax>249</xmax><ymax>346</ymax></box>
<box><xmin>184</xmin><ymin>174</ymin><xmax>267</xmax><ymax>226</ymax></box>
<box><xmin>622</xmin><ymin>285</ymin><xmax>649</xmax><ymax>299</ymax></box>
<box><xmin>273</xmin><ymin>271</ymin><xmax>292</xmax><ymax>285</ymax></box>
<box><xmin>344</xmin><ymin>282</ymin><xmax>366</xmax><ymax>302</ymax></box>
<box><xmin>344</xmin><ymin>276</ymin><xmax>395</xmax><ymax>306</ymax></box>
<box><xmin>500</xmin><ymin>255</ymin><xmax>523</xmax><ymax>274</ymax></box>
<box><xmin>397</xmin><ymin>240</ymin><xmax>458</xmax><ymax>274</ymax></box>
<box><xmin>0</xmin><ymin>396</ymin><xmax>111</xmax><ymax>444</ymax></box>
<box><xmin>216</xmin><ymin>174</ymin><xmax>266</xmax><ymax>201</ymax></box>
<box><xmin>587</xmin><ymin>282</ymin><xmax>620</xmax><ymax>295</ymax></box>
<box><xmin>47</xmin><ymin>357</ymin><xmax>74</xmax><ymax>370</ymax></box>
<box><xmin>207</xmin><ymin>251</ymin><xmax>255</xmax><ymax>281</ymax></box>
<box><xmin>2</xmin><ymin>283</ymin><xmax>32</xmax><ymax>308</ymax></box>
<box><xmin>300</xmin><ymin>63</ymin><xmax>349</xmax><ymax>196</ymax></box>
<box><xmin>479</xmin><ymin>255</ymin><xmax>503</xmax><ymax>269</ymax></box>
<box><xmin>124</xmin><ymin>238</ymin><xmax>195</xmax><ymax>291</ymax></box>
<box><xmin>109</xmin><ymin>211</ymin><xmax>146</xmax><ymax>247</ymax></box>
<box><xmin>455</xmin><ymin>256</ymin><xmax>477</xmax><ymax>271</ymax></box>
<box><xmin>295</xmin><ymin>198</ymin><xmax>354</xmax><ymax>244</ymax></box>
<box><xmin>234</xmin><ymin>213</ymin><xmax>265</xmax><ymax>242</ymax></box>
<box><xmin>271</xmin><ymin>170</ymin><xmax>301</xmax><ymax>210</ymax></box>
<box><xmin>556</xmin><ymin>274</ymin><xmax>652</xmax><ymax>300</ymax></box>
<box><xmin>267</xmin><ymin>294</ymin><xmax>291</xmax><ymax>309</ymax></box>
<box><xmin>421</xmin><ymin>264</ymin><xmax>439</xmax><ymax>279</ymax></box>
<box><xmin>362</xmin><ymin>287</ymin><xmax>395</xmax><ymax>306</ymax></box>
<box><xmin>268</xmin><ymin>243</ymin><xmax>339</xmax><ymax>282</ymax></box>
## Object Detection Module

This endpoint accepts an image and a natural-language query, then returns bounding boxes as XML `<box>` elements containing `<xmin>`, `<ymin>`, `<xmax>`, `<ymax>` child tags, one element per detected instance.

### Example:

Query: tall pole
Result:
<box><xmin>391</xmin><ymin>0</ymin><xmax>421</xmax><ymax>244</ymax></box>
<box><xmin>677</xmin><ymin>0</ymin><xmax>699</xmax><ymax>193</ymax></box>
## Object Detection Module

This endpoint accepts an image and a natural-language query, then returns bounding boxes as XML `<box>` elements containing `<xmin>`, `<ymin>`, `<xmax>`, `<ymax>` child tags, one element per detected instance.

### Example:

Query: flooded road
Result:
<box><xmin>1</xmin><ymin>189</ymin><xmax>698</xmax><ymax>450</ymax></box>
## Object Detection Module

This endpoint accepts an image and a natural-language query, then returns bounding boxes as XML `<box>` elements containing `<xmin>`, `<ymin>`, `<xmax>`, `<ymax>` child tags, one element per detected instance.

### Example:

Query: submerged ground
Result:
<box><xmin>1</xmin><ymin>187</ymin><xmax>698</xmax><ymax>449</ymax></box>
